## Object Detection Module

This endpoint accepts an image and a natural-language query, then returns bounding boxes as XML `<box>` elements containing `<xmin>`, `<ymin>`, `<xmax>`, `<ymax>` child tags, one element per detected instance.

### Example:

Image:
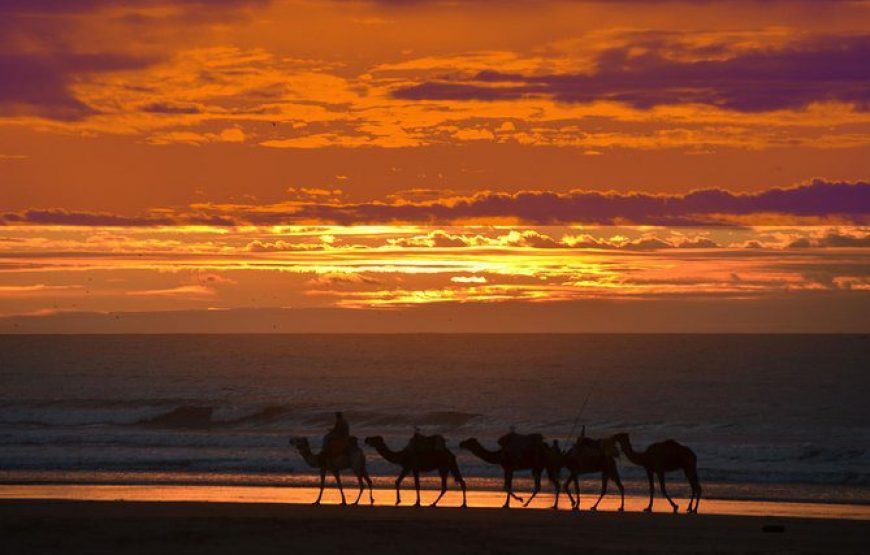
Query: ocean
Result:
<box><xmin>1</xmin><ymin>334</ymin><xmax>868</xmax><ymax>504</ymax></box>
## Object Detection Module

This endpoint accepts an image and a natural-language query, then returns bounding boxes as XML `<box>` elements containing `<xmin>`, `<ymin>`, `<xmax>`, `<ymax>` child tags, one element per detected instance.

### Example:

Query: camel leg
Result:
<box><xmin>591</xmin><ymin>473</ymin><xmax>608</xmax><ymax>511</ymax></box>
<box><xmin>503</xmin><ymin>469</ymin><xmax>516</xmax><ymax>508</ymax></box>
<box><xmin>683</xmin><ymin>468</ymin><xmax>694</xmax><ymax>513</ymax></box>
<box><xmin>351</xmin><ymin>459</ymin><xmax>367</xmax><ymax>505</ymax></box>
<box><xmin>353</xmin><ymin>474</ymin><xmax>364</xmax><ymax>505</ymax></box>
<box><xmin>549</xmin><ymin>470</ymin><xmax>561</xmax><ymax>510</ymax></box>
<box><xmin>394</xmin><ymin>468</ymin><xmax>409</xmax><ymax>506</ymax></box>
<box><xmin>430</xmin><ymin>470</ymin><xmax>448</xmax><ymax>507</ymax></box>
<box><xmin>313</xmin><ymin>468</ymin><xmax>327</xmax><ymax>505</ymax></box>
<box><xmin>333</xmin><ymin>470</ymin><xmax>347</xmax><ymax>506</ymax></box>
<box><xmin>364</xmin><ymin>470</ymin><xmax>375</xmax><ymax>505</ymax></box>
<box><xmin>613</xmin><ymin>471</ymin><xmax>625</xmax><ymax>512</ymax></box>
<box><xmin>523</xmin><ymin>469</ymin><xmax>542</xmax><ymax>507</ymax></box>
<box><xmin>657</xmin><ymin>472</ymin><xmax>678</xmax><ymax>513</ymax></box>
<box><xmin>412</xmin><ymin>470</ymin><xmax>421</xmax><ymax>507</ymax></box>
<box><xmin>644</xmin><ymin>469</ymin><xmax>655</xmax><ymax>512</ymax></box>
<box><xmin>573</xmin><ymin>476</ymin><xmax>581</xmax><ymax>510</ymax></box>
<box><xmin>563</xmin><ymin>477</ymin><xmax>575</xmax><ymax>509</ymax></box>
<box><xmin>506</xmin><ymin>469</ymin><xmax>524</xmax><ymax>503</ymax></box>
<box><xmin>450</xmin><ymin>460</ymin><xmax>467</xmax><ymax>508</ymax></box>
<box><xmin>685</xmin><ymin>467</ymin><xmax>702</xmax><ymax>513</ymax></box>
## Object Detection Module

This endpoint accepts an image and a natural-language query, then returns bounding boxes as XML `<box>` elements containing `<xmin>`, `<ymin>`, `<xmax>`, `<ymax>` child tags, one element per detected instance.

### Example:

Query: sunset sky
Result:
<box><xmin>1</xmin><ymin>0</ymin><xmax>867</xmax><ymax>332</ymax></box>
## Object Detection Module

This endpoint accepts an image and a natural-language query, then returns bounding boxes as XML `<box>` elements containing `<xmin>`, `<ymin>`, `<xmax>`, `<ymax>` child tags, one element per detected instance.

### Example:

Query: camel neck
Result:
<box><xmin>617</xmin><ymin>437</ymin><xmax>645</xmax><ymax>466</ymax></box>
<box><xmin>295</xmin><ymin>444</ymin><xmax>321</xmax><ymax>468</ymax></box>
<box><xmin>371</xmin><ymin>441</ymin><xmax>404</xmax><ymax>464</ymax></box>
<box><xmin>467</xmin><ymin>441</ymin><xmax>502</xmax><ymax>465</ymax></box>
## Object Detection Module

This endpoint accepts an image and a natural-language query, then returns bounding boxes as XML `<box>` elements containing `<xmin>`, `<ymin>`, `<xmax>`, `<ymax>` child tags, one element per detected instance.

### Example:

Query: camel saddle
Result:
<box><xmin>408</xmin><ymin>433</ymin><xmax>447</xmax><ymax>453</ymax></box>
<box><xmin>575</xmin><ymin>436</ymin><xmax>618</xmax><ymax>458</ymax></box>
<box><xmin>322</xmin><ymin>433</ymin><xmax>357</xmax><ymax>458</ymax></box>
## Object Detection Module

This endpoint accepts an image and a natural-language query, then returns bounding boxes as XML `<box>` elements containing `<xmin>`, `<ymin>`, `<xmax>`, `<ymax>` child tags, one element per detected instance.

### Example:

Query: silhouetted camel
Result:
<box><xmin>460</xmin><ymin>434</ymin><xmax>560</xmax><ymax>508</ymax></box>
<box><xmin>613</xmin><ymin>433</ymin><xmax>701</xmax><ymax>513</ymax></box>
<box><xmin>365</xmin><ymin>434</ymin><xmax>467</xmax><ymax>507</ymax></box>
<box><xmin>289</xmin><ymin>436</ymin><xmax>374</xmax><ymax>506</ymax></box>
<box><xmin>559</xmin><ymin>435</ymin><xmax>625</xmax><ymax>511</ymax></box>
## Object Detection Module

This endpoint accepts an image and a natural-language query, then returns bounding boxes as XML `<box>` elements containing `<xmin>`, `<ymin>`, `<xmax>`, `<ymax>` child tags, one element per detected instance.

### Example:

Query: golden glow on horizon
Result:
<box><xmin>0</xmin><ymin>225</ymin><xmax>866</xmax><ymax>317</ymax></box>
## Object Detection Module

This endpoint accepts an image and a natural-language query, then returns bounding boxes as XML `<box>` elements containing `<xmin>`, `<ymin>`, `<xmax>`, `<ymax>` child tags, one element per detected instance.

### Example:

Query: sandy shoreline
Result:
<box><xmin>2</xmin><ymin>498</ymin><xmax>868</xmax><ymax>555</ymax></box>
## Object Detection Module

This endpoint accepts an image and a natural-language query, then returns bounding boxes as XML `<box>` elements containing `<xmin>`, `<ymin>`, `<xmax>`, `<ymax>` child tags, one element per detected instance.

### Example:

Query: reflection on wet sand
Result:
<box><xmin>1</xmin><ymin>484</ymin><xmax>868</xmax><ymax>520</ymax></box>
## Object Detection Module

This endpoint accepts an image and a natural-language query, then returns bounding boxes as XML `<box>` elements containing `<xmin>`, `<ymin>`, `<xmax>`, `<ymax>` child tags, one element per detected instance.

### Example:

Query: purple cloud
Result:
<box><xmin>141</xmin><ymin>102</ymin><xmax>203</xmax><ymax>114</ymax></box>
<box><xmin>2</xmin><ymin>209</ymin><xmax>175</xmax><ymax>227</ymax></box>
<box><xmin>395</xmin><ymin>35</ymin><xmax>870</xmax><ymax>112</ymax></box>
<box><xmin>0</xmin><ymin>1</ymin><xmax>267</xmax><ymax>14</ymax></box>
<box><xmin>788</xmin><ymin>231</ymin><xmax>870</xmax><ymax>249</ymax></box>
<box><xmin>239</xmin><ymin>180</ymin><xmax>870</xmax><ymax>226</ymax></box>
<box><xmin>0</xmin><ymin>53</ymin><xmax>155</xmax><ymax>120</ymax></box>
<box><xmin>0</xmin><ymin>1</ymin><xmax>266</xmax><ymax>120</ymax></box>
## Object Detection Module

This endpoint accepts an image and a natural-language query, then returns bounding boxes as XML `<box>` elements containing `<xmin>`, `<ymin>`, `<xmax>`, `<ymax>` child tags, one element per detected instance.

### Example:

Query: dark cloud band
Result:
<box><xmin>2</xmin><ymin>180</ymin><xmax>867</xmax><ymax>227</ymax></box>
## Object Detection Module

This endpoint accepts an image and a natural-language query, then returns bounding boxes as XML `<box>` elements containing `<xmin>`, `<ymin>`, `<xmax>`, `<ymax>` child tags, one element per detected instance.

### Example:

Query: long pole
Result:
<box><xmin>566</xmin><ymin>368</ymin><xmax>601</xmax><ymax>442</ymax></box>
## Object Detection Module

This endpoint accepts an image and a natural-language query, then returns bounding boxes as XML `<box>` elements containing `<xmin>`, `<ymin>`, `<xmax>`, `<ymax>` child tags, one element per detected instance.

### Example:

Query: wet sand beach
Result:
<box><xmin>1</xmin><ymin>486</ymin><xmax>868</xmax><ymax>554</ymax></box>
<box><xmin>2</xmin><ymin>499</ymin><xmax>868</xmax><ymax>555</ymax></box>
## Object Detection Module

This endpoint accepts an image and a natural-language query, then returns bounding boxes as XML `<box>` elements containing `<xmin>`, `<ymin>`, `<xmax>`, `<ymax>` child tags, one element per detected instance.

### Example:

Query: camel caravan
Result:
<box><xmin>288</xmin><ymin>412</ymin><xmax>702</xmax><ymax>513</ymax></box>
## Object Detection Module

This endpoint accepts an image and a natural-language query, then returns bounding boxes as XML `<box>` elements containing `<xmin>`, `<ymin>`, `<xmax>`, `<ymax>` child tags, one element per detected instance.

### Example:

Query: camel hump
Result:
<box><xmin>653</xmin><ymin>439</ymin><xmax>696</xmax><ymax>459</ymax></box>
<box><xmin>498</xmin><ymin>432</ymin><xmax>545</xmax><ymax>451</ymax></box>
<box><xmin>578</xmin><ymin>436</ymin><xmax>603</xmax><ymax>451</ymax></box>
<box><xmin>665</xmin><ymin>439</ymin><xmax>697</xmax><ymax>460</ymax></box>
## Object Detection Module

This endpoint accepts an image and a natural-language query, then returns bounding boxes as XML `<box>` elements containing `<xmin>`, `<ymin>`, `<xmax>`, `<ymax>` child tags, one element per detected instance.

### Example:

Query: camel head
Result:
<box><xmin>288</xmin><ymin>436</ymin><xmax>309</xmax><ymax>449</ymax></box>
<box><xmin>611</xmin><ymin>433</ymin><xmax>630</xmax><ymax>452</ymax></box>
<box><xmin>364</xmin><ymin>435</ymin><xmax>384</xmax><ymax>448</ymax></box>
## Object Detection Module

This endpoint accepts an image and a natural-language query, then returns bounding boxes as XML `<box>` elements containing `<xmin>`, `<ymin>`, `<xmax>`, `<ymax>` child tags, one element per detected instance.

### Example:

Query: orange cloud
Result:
<box><xmin>126</xmin><ymin>285</ymin><xmax>216</xmax><ymax>297</ymax></box>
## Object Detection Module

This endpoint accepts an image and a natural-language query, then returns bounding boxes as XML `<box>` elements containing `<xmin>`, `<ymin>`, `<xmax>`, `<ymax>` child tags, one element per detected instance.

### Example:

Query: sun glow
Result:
<box><xmin>0</xmin><ymin>224</ymin><xmax>866</xmax><ymax>321</ymax></box>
